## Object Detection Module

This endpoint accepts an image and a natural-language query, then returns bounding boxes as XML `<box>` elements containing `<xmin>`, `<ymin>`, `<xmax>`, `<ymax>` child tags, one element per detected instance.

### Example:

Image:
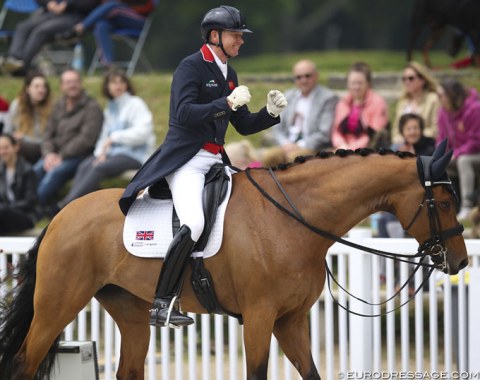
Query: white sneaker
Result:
<box><xmin>457</xmin><ymin>207</ymin><xmax>473</xmax><ymax>221</ymax></box>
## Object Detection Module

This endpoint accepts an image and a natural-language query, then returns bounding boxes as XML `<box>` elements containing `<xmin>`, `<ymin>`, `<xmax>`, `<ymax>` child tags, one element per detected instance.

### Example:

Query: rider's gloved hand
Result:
<box><xmin>266</xmin><ymin>90</ymin><xmax>288</xmax><ymax>118</ymax></box>
<box><xmin>227</xmin><ymin>85</ymin><xmax>251</xmax><ymax>111</ymax></box>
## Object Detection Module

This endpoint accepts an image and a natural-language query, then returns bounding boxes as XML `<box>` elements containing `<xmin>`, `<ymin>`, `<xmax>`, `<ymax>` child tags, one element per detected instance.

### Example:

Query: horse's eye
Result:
<box><xmin>439</xmin><ymin>201</ymin><xmax>450</xmax><ymax>210</ymax></box>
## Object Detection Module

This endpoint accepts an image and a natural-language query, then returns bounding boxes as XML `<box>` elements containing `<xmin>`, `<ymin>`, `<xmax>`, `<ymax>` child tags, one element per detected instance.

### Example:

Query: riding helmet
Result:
<box><xmin>201</xmin><ymin>5</ymin><xmax>252</xmax><ymax>42</ymax></box>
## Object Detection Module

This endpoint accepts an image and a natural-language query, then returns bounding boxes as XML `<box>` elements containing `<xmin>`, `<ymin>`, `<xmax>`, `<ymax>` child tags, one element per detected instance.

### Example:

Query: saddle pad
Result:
<box><xmin>123</xmin><ymin>168</ymin><xmax>233</xmax><ymax>258</ymax></box>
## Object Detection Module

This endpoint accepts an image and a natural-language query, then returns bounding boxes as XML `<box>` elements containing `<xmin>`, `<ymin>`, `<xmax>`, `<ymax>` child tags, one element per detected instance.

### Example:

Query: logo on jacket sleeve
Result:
<box><xmin>206</xmin><ymin>79</ymin><xmax>219</xmax><ymax>88</ymax></box>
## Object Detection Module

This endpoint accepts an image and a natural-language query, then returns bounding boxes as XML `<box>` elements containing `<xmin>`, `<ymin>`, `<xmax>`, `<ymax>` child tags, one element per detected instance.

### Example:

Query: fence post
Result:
<box><xmin>468</xmin><ymin>267</ymin><xmax>480</xmax><ymax>371</ymax></box>
<box><xmin>348</xmin><ymin>228</ymin><xmax>373</xmax><ymax>372</ymax></box>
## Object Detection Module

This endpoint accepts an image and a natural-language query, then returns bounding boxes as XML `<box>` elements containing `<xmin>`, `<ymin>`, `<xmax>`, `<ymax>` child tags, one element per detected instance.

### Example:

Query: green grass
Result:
<box><xmin>3</xmin><ymin>49</ymin><xmax>480</xmax><ymax>147</ymax></box>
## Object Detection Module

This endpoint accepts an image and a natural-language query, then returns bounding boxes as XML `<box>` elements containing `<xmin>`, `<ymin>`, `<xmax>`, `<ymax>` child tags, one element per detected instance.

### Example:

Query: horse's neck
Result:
<box><xmin>277</xmin><ymin>155</ymin><xmax>419</xmax><ymax>236</ymax></box>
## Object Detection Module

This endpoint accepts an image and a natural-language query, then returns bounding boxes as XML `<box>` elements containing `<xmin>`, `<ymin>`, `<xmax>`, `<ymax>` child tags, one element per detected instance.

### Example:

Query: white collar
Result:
<box><xmin>207</xmin><ymin>44</ymin><xmax>228</xmax><ymax>79</ymax></box>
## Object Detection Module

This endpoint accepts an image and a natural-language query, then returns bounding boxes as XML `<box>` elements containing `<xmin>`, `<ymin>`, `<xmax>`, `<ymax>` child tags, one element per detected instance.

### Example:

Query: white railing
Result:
<box><xmin>1</xmin><ymin>233</ymin><xmax>480</xmax><ymax>379</ymax></box>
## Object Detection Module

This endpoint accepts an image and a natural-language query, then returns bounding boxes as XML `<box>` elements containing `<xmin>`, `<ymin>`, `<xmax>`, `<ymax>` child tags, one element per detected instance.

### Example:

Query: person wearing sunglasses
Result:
<box><xmin>391</xmin><ymin>61</ymin><xmax>440</xmax><ymax>145</ymax></box>
<box><xmin>263</xmin><ymin>59</ymin><xmax>338</xmax><ymax>166</ymax></box>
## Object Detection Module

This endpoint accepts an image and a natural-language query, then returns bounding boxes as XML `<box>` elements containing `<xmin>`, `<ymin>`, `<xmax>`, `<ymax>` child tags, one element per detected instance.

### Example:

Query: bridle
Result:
<box><xmin>244</xmin><ymin>155</ymin><xmax>464</xmax><ymax>316</ymax></box>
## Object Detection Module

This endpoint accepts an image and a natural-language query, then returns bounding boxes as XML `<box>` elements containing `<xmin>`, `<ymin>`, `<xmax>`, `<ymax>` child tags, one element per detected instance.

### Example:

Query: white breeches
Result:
<box><xmin>166</xmin><ymin>149</ymin><xmax>223</xmax><ymax>242</ymax></box>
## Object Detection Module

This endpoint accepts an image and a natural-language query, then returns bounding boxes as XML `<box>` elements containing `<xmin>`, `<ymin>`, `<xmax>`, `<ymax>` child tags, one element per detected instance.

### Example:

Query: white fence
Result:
<box><xmin>1</xmin><ymin>233</ymin><xmax>480</xmax><ymax>379</ymax></box>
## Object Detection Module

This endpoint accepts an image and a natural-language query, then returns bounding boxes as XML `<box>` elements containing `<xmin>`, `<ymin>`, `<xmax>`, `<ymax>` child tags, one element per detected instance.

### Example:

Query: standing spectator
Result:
<box><xmin>0</xmin><ymin>96</ymin><xmax>9</xmax><ymax>133</ymax></box>
<box><xmin>265</xmin><ymin>59</ymin><xmax>337</xmax><ymax>165</ymax></box>
<box><xmin>437</xmin><ymin>78</ymin><xmax>480</xmax><ymax>220</ymax></box>
<box><xmin>392</xmin><ymin>61</ymin><xmax>440</xmax><ymax>144</ymax></box>
<box><xmin>57</xmin><ymin>68</ymin><xmax>155</xmax><ymax>208</ymax></box>
<box><xmin>395</xmin><ymin>113</ymin><xmax>435</xmax><ymax>156</ymax></box>
<box><xmin>58</xmin><ymin>0</ymin><xmax>156</xmax><ymax>69</ymax></box>
<box><xmin>0</xmin><ymin>134</ymin><xmax>40</xmax><ymax>235</ymax></box>
<box><xmin>331</xmin><ymin>61</ymin><xmax>389</xmax><ymax>151</ymax></box>
<box><xmin>0</xmin><ymin>0</ymin><xmax>99</xmax><ymax>75</ymax></box>
<box><xmin>3</xmin><ymin>72</ymin><xmax>52</xmax><ymax>164</ymax></box>
<box><xmin>34</xmin><ymin>69</ymin><xmax>103</xmax><ymax>208</ymax></box>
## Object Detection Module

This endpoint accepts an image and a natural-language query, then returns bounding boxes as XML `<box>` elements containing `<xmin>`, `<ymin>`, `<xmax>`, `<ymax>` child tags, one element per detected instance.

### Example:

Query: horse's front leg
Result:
<box><xmin>273</xmin><ymin>312</ymin><xmax>321</xmax><ymax>380</ymax></box>
<box><xmin>242</xmin><ymin>307</ymin><xmax>276</xmax><ymax>380</ymax></box>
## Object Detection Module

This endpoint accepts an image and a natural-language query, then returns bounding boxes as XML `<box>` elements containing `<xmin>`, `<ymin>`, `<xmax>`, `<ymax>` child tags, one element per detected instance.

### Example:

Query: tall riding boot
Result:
<box><xmin>150</xmin><ymin>225</ymin><xmax>195</xmax><ymax>327</ymax></box>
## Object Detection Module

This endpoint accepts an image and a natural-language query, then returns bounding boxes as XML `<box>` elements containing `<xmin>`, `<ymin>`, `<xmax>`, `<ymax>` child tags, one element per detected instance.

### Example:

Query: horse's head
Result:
<box><xmin>396</xmin><ymin>140</ymin><xmax>468</xmax><ymax>274</ymax></box>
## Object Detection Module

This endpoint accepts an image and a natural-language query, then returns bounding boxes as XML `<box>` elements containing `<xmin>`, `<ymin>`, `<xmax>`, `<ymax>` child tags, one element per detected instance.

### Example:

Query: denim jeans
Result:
<box><xmin>81</xmin><ymin>1</ymin><xmax>146</xmax><ymax>64</ymax></box>
<box><xmin>34</xmin><ymin>156</ymin><xmax>85</xmax><ymax>205</ymax></box>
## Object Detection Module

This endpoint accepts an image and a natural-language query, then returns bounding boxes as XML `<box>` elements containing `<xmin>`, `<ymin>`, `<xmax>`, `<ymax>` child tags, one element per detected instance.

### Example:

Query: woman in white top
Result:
<box><xmin>57</xmin><ymin>68</ymin><xmax>155</xmax><ymax>208</ymax></box>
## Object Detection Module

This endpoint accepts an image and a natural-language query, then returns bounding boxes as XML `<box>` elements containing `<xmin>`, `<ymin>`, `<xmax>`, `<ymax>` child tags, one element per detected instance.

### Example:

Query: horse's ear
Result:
<box><xmin>431</xmin><ymin>149</ymin><xmax>453</xmax><ymax>180</ymax></box>
<box><xmin>432</xmin><ymin>139</ymin><xmax>448</xmax><ymax>161</ymax></box>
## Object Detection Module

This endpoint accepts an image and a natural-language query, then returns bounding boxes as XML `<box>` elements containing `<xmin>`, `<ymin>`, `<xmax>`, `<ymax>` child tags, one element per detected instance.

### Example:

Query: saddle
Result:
<box><xmin>148</xmin><ymin>163</ymin><xmax>243</xmax><ymax>323</ymax></box>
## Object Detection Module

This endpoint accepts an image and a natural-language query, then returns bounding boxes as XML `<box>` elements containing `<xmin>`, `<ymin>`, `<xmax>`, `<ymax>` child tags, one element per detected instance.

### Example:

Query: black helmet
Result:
<box><xmin>201</xmin><ymin>5</ymin><xmax>252</xmax><ymax>42</ymax></box>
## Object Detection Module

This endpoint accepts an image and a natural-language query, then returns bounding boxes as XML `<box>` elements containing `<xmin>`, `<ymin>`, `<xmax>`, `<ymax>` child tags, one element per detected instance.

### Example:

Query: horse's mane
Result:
<box><xmin>268</xmin><ymin>148</ymin><xmax>416</xmax><ymax>171</ymax></box>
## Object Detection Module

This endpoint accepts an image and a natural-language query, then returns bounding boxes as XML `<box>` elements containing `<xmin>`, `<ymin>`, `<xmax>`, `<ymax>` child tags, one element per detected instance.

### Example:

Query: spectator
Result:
<box><xmin>224</xmin><ymin>139</ymin><xmax>262</xmax><ymax>170</ymax></box>
<box><xmin>3</xmin><ymin>71</ymin><xmax>52</xmax><ymax>164</ymax></box>
<box><xmin>331</xmin><ymin>61</ymin><xmax>389</xmax><ymax>151</ymax></box>
<box><xmin>264</xmin><ymin>59</ymin><xmax>337</xmax><ymax>165</ymax></box>
<box><xmin>395</xmin><ymin>113</ymin><xmax>435</xmax><ymax>156</ymax></box>
<box><xmin>0</xmin><ymin>0</ymin><xmax>99</xmax><ymax>75</ymax></box>
<box><xmin>392</xmin><ymin>61</ymin><xmax>440</xmax><ymax>144</ymax></box>
<box><xmin>58</xmin><ymin>0</ymin><xmax>156</xmax><ymax>69</ymax></box>
<box><xmin>437</xmin><ymin>77</ymin><xmax>480</xmax><ymax>220</ymax></box>
<box><xmin>57</xmin><ymin>68</ymin><xmax>155</xmax><ymax>208</ymax></box>
<box><xmin>0</xmin><ymin>133</ymin><xmax>40</xmax><ymax>235</ymax></box>
<box><xmin>33</xmin><ymin>69</ymin><xmax>103</xmax><ymax>208</ymax></box>
<box><xmin>0</xmin><ymin>96</ymin><xmax>9</xmax><ymax>133</ymax></box>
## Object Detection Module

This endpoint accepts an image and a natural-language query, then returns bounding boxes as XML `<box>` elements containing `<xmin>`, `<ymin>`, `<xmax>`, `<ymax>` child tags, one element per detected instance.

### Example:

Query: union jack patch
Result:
<box><xmin>135</xmin><ymin>230</ymin><xmax>154</xmax><ymax>240</ymax></box>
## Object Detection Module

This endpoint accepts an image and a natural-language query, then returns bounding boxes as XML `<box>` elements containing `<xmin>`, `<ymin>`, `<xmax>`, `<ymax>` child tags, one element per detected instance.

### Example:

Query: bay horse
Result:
<box><xmin>0</xmin><ymin>144</ymin><xmax>468</xmax><ymax>380</ymax></box>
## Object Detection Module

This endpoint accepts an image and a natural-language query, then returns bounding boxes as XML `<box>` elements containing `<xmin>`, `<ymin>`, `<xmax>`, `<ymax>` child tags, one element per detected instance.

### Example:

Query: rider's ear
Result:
<box><xmin>431</xmin><ymin>149</ymin><xmax>453</xmax><ymax>181</ymax></box>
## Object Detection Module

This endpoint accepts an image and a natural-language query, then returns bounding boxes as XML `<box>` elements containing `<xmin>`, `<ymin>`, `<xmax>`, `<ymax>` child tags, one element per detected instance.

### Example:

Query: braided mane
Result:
<box><xmin>269</xmin><ymin>148</ymin><xmax>416</xmax><ymax>171</ymax></box>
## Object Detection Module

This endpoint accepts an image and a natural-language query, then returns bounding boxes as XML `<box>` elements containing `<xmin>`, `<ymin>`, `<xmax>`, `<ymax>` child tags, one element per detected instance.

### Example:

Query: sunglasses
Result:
<box><xmin>402</xmin><ymin>75</ymin><xmax>418</xmax><ymax>83</ymax></box>
<box><xmin>294</xmin><ymin>73</ymin><xmax>313</xmax><ymax>80</ymax></box>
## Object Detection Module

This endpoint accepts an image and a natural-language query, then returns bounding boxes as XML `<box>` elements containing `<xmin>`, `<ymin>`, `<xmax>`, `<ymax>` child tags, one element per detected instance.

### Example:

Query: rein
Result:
<box><xmin>244</xmin><ymin>163</ymin><xmax>463</xmax><ymax>317</ymax></box>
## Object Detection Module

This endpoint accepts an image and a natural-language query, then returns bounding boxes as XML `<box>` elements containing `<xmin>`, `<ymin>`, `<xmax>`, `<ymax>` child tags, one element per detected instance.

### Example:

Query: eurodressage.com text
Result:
<box><xmin>337</xmin><ymin>372</ymin><xmax>480</xmax><ymax>379</ymax></box>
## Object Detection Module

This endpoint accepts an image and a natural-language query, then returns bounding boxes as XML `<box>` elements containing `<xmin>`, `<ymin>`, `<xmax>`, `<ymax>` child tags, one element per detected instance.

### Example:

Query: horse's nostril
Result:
<box><xmin>459</xmin><ymin>258</ymin><xmax>469</xmax><ymax>270</ymax></box>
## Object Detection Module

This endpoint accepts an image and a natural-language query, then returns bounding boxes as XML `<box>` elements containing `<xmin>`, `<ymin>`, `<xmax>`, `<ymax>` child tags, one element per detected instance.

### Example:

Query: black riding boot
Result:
<box><xmin>150</xmin><ymin>225</ymin><xmax>195</xmax><ymax>327</ymax></box>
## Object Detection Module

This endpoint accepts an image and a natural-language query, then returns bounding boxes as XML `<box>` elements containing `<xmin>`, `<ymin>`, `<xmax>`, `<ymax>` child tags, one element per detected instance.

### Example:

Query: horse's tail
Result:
<box><xmin>0</xmin><ymin>227</ymin><xmax>60</xmax><ymax>379</ymax></box>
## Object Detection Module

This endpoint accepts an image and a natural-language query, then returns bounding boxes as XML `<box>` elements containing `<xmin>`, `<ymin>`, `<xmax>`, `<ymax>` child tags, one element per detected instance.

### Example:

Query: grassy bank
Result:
<box><xmin>2</xmin><ymin>50</ymin><xmax>479</xmax><ymax>146</ymax></box>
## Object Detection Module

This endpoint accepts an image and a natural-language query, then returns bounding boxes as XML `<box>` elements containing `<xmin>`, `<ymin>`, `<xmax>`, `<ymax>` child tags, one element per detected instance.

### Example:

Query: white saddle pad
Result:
<box><xmin>123</xmin><ymin>167</ymin><xmax>234</xmax><ymax>258</ymax></box>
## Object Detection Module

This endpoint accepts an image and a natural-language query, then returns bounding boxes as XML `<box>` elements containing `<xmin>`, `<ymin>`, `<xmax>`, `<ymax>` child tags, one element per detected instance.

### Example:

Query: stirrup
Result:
<box><xmin>149</xmin><ymin>296</ymin><xmax>194</xmax><ymax>328</ymax></box>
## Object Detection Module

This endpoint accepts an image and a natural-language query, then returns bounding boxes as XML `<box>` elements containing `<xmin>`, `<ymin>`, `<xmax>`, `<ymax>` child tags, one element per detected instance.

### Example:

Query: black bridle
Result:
<box><xmin>244</xmin><ymin>156</ymin><xmax>464</xmax><ymax>316</ymax></box>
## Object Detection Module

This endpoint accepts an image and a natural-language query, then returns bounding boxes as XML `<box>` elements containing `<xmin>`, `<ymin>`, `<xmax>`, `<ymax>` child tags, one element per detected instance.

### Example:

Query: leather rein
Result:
<box><xmin>244</xmin><ymin>161</ymin><xmax>464</xmax><ymax>317</ymax></box>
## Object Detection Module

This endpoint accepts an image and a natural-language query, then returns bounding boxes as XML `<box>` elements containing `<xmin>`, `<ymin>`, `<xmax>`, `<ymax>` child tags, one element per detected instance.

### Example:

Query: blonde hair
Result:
<box><xmin>225</xmin><ymin>140</ymin><xmax>259</xmax><ymax>169</ymax></box>
<box><xmin>402</xmin><ymin>61</ymin><xmax>439</xmax><ymax>98</ymax></box>
<box><xmin>13</xmin><ymin>72</ymin><xmax>51</xmax><ymax>137</ymax></box>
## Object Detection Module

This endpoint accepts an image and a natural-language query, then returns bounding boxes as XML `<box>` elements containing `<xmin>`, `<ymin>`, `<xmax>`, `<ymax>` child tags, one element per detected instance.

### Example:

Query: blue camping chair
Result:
<box><xmin>87</xmin><ymin>0</ymin><xmax>158</xmax><ymax>76</ymax></box>
<box><xmin>0</xmin><ymin>0</ymin><xmax>40</xmax><ymax>44</ymax></box>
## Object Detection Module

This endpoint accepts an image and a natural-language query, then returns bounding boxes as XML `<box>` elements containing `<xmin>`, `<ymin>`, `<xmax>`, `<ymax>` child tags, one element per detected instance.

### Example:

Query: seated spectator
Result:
<box><xmin>0</xmin><ymin>96</ymin><xmax>9</xmax><ymax>133</ymax></box>
<box><xmin>437</xmin><ymin>78</ymin><xmax>480</xmax><ymax>221</ymax></box>
<box><xmin>0</xmin><ymin>133</ymin><xmax>40</xmax><ymax>235</ymax></box>
<box><xmin>331</xmin><ymin>61</ymin><xmax>389</xmax><ymax>151</ymax></box>
<box><xmin>0</xmin><ymin>0</ymin><xmax>99</xmax><ymax>75</ymax></box>
<box><xmin>3</xmin><ymin>71</ymin><xmax>52</xmax><ymax>164</ymax></box>
<box><xmin>264</xmin><ymin>59</ymin><xmax>338</xmax><ymax>165</ymax></box>
<box><xmin>225</xmin><ymin>140</ymin><xmax>262</xmax><ymax>170</ymax></box>
<box><xmin>34</xmin><ymin>69</ymin><xmax>103</xmax><ymax>208</ymax></box>
<box><xmin>59</xmin><ymin>0</ymin><xmax>156</xmax><ymax>69</ymax></box>
<box><xmin>392</xmin><ymin>61</ymin><xmax>440</xmax><ymax>144</ymax></box>
<box><xmin>57</xmin><ymin>68</ymin><xmax>155</xmax><ymax>209</ymax></box>
<box><xmin>395</xmin><ymin>113</ymin><xmax>435</xmax><ymax>156</ymax></box>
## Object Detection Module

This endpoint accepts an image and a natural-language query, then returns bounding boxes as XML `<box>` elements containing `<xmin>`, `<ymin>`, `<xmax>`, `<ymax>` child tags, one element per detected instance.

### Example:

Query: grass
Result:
<box><xmin>3</xmin><ymin>49</ymin><xmax>480</xmax><ymax>147</ymax></box>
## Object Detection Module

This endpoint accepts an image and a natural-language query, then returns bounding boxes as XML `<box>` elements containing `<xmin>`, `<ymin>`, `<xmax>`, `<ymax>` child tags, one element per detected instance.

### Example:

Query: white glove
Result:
<box><xmin>227</xmin><ymin>85</ymin><xmax>251</xmax><ymax>111</ymax></box>
<box><xmin>266</xmin><ymin>90</ymin><xmax>287</xmax><ymax>118</ymax></box>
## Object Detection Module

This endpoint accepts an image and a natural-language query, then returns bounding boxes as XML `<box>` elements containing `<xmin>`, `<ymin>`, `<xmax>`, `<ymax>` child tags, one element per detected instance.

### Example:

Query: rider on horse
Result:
<box><xmin>119</xmin><ymin>5</ymin><xmax>287</xmax><ymax>327</ymax></box>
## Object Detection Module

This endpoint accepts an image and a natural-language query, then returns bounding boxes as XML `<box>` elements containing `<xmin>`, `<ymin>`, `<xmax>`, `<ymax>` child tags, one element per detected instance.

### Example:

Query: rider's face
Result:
<box><xmin>211</xmin><ymin>30</ymin><xmax>244</xmax><ymax>61</ymax></box>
